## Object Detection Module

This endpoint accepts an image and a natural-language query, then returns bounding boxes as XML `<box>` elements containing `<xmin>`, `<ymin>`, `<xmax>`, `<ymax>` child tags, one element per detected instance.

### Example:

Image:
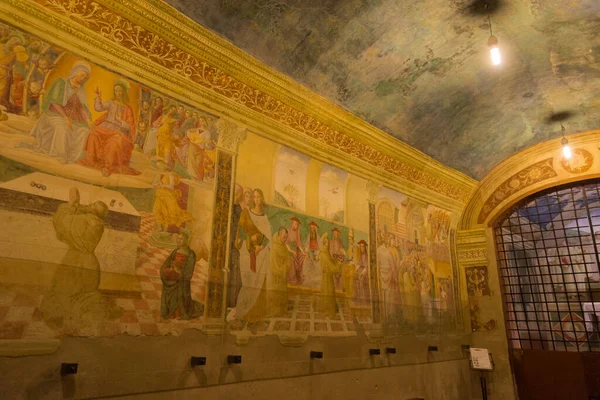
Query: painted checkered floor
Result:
<box><xmin>0</xmin><ymin>212</ymin><xmax>207</xmax><ymax>339</ymax></box>
<box><xmin>228</xmin><ymin>295</ymin><xmax>372</xmax><ymax>338</ymax></box>
<box><xmin>0</xmin><ymin>211</ymin><xmax>373</xmax><ymax>340</ymax></box>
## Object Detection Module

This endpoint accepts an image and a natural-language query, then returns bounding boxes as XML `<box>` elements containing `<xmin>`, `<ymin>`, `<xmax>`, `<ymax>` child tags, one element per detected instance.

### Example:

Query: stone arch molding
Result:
<box><xmin>460</xmin><ymin>128</ymin><xmax>600</xmax><ymax>231</ymax></box>
<box><xmin>455</xmin><ymin>129</ymin><xmax>600</xmax><ymax>337</ymax></box>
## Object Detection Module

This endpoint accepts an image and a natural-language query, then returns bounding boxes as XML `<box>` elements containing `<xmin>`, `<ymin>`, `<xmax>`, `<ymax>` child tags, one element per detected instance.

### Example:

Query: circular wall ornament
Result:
<box><xmin>560</xmin><ymin>148</ymin><xmax>593</xmax><ymax>174</ymax></box>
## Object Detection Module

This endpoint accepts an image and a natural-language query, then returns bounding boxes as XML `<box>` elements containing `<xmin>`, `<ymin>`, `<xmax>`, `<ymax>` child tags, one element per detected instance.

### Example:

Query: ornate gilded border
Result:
<box><xmin>205</xmin><ymin>151</ymin><xmax>233</xmax><ymax>319</ymax></box>
<box><xmin>477</xmin><ymin>158</ymin><xmax>557</xmax><ymax>224</ymax></box>
<box><xmin>368</xmin><ymin>203</ymin><xmax>381</xmax><ymax>324</ymax></box>
<box><xmin>3</xmin><ymin>0</ymin><xmax>476</xmax><ymax>211</ymax></box>
<box><xmin>461</xmin><ymin>129</ymin><xmax>600</xmax><ymax>229</ymax></box>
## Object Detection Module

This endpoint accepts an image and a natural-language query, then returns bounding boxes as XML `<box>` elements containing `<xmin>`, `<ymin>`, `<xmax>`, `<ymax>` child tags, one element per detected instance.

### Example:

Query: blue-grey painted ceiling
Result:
<box><xmin>165</xmin><ymin>0</ymin><xmax>600</xmax><ymax>179</ymax></box>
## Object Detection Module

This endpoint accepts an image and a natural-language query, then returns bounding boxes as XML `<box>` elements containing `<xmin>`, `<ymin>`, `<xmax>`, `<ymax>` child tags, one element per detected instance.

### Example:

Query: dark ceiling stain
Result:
<box><xmin>546</xmin><ymin>111</ymin><xmax>577</xmax><ymax>123</ymax></box>
<box><xmin>450</xmin><ymin>0</ymin><xmax>504</xmax><ymax>16</ymax></box>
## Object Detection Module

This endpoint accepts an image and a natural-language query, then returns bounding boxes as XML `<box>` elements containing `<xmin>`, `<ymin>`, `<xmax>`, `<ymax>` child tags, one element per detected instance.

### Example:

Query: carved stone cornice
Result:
<box><xmin>1</xmin><ymin>0</ymin><xmax>477</xmax><ymax>212</ymax></box>
<box><xmin>216</xmin><ymin>119</ymin><xmax>248</xmax><ymax>154</ymax></box>
<box><xmin>456</xmin><ymin>229</ymin><xmax>488</xmax><ymax>265</ymax></box>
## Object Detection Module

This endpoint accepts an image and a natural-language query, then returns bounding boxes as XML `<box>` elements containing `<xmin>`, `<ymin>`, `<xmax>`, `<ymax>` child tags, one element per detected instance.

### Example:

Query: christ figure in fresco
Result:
<box><xmin>78</xmin><ymin>80</ymin><xmax>139</xmax><ymax>176</ymax></box>
<box><xmin>286</xmin><ymin>216</ymin><xmax>306</xmax><ymax>286</ymax></box>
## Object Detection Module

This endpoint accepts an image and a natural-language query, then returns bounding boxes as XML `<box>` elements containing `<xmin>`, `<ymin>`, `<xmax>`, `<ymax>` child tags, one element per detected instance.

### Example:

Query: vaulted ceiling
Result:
<box><xmin>165</xmin><ymin>0</ymin><xmax>600</xmax><ymax>179</ymax></box>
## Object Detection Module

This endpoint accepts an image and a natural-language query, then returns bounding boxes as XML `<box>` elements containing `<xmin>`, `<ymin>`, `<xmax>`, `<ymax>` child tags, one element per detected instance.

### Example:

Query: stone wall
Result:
<box><xmin>0</xmin><ymin>330</ymin><xmax>475</xmax><ymax>399</ymax></box>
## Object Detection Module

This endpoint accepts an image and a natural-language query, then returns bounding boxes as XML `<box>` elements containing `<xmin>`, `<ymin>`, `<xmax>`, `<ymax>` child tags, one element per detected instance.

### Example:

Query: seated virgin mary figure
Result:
<box><xmin>29</xmin><ymin>61</ymin><xmax>92</xmax><ymax>164</ymax></box>
<box><xmin>78</xmin><ymin>80</ymin><xmax>139</xmax><ymax>176</ymax></box>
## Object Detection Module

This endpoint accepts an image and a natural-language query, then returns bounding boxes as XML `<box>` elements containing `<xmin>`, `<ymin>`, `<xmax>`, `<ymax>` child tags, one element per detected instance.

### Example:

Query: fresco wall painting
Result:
<box><xmin>0</xmin><ymin>23</ymin><xmax>218</xmax><ymax>339</ymax></box>
<box><xmin>0</xmin><ymin>20</ymin><xmax>462</xmax><ymax>344</ymax></box>
<box><xmin>227</xmin><ymin>136</ymin><xmax>372</xmax><ymax>338</ymax></box>
<box><xmin>466</xmin><ymin>265</ymin><xmax>497</xmax><ymax>332</ymax></box>
<box><xmin>375</xmin><ymin>188</ymin><xmax>456</xmax><ymax>335</ymax></box>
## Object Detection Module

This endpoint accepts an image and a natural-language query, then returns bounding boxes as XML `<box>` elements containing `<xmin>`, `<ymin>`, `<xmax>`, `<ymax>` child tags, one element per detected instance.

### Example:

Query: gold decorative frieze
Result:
<box><xmin>477</xmin><ymin>158</ymin><xmax>556</xmax><ymax>224</ymax></box>
<box><xmin>27</xmin><ymin>0</ymin><xmax>473</xmax><ymax>204</ymax></box>
<box><xmin>457</xmin><ymin>248</ymin><xmax>487</xmax><ymax>262</ymax></box>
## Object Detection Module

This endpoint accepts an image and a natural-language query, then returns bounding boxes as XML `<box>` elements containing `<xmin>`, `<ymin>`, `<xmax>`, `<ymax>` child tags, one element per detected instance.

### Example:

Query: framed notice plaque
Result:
<box><xmin>469</xmin><ymin>348</ymin><xmax>494</xmax><ymax>371</ymax></box>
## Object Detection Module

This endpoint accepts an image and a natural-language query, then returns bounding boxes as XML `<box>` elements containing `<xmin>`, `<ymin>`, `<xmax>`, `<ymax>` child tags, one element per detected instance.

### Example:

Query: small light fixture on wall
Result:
<box><xmin>561</xmin><ymin>124</ymin><xmax>572</xmax><ymax>160</ymax></box>
<box><xmin>487</xmin><ymin>15</ymin><xmax>501</xmax><ymax>66</ymax></box>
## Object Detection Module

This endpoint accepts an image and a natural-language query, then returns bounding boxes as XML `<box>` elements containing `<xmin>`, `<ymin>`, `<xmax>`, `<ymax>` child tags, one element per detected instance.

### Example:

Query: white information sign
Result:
<box><xmin>470</xmin><ymin>348</ymin><xmax>493</xmax><ymax>371</ymax></box>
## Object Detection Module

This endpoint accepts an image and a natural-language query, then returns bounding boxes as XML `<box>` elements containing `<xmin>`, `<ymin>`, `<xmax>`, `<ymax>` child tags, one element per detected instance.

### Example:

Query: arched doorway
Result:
<box><xmin>495</xmin><ymin>179</ymin><xmax>600</xmax><ymax>400</ymax></box>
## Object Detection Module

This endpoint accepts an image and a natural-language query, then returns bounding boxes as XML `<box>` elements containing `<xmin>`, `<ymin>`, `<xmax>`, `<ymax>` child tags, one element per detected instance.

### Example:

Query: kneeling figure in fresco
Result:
<box><xmin>41</xmin><ymin>187</ymin><xmax>122</xmax><ymax>332</ymax></box>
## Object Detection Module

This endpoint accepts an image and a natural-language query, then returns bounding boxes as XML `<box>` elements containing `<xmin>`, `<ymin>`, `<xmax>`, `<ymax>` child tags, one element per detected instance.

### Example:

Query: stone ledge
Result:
<box><xmin>0</xmin><ymin>339</ymin><xmax>61</xmax><ymax>357</ymax></box>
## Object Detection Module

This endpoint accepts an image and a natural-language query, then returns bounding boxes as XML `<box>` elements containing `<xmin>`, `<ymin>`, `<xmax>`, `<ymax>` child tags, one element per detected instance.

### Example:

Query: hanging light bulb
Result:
<box><xmin>488</xmin><ymin>36</ymin><xmax>501</xmax><ymax>65</ymax></box>
<box><xmin>561</xmin><ymin>124</ymin><xmax>571</xmax><ymax>159</ymax></box>
<box><xmin>562</xmin><ymin>137</ymin><xmax>572</xmax><ymax>159</ymax></box>
<box><xmin>487</xmin><ymin>15</ymin><xmax>501</xmax><ymax>66</ymax></box>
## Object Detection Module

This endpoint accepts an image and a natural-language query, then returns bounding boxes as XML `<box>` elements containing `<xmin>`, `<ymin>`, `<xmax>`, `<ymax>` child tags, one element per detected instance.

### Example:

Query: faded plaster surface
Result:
<box><xmin>166</xmin><ymin>0</ymin><xmax>600</xmax><ymax>179</ymax></box>
<box><xmin>0</xmin><ymin>331</ymin><xmax>476</xmax><ymax>399</ymax></box>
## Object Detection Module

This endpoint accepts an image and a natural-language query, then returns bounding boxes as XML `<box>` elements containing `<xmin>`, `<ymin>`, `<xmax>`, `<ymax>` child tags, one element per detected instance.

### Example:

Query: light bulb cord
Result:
<box><xmin>488</xmin><ymin>15</ymin><xmax>493</xmax><ymax>36</ymax></box>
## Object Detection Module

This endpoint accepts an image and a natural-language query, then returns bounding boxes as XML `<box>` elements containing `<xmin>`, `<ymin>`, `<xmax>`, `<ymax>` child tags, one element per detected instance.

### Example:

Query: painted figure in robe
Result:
<box><xmin>232</xmin><ymin>189</ymin><xmax>272</xmax><ymax>322</ymax></box>
<box><xmin>420</xmin><ymin>265</ymin><xmax>434</xmax><ymax>324</ymax></box>
<box><xmin>330</xmin><ymin>228</ymin><xmax>346</xmax><ymax>290</ymax></box>
<box><xmin>156</xmin><ymin>105</ymin><xmax>178</xmax><ymax>165</ymax></box>
<box><xmin>342</xmin><ymin>229</ymin><xmax>356</xmax><ymax>298</ymax></box>
<box><xmin>353</xmin><ymin>240</ymin><xmax>370</xmax><ymax>305</ymax></box>
<box><xmin>173</xmin><ymin>108</ymin><xmax>195</xmax><ymax>167</ymax></box>
<box><xmin>0</xmin><ymin>36</ymin><xmax>24</xmax><ymax>109</ymax></box>
<box><xmin>29</xmin><ymin>61</ymin><xmax>92</xmax><ymax>163</ymax></box>
<box><xmin>402</xmin><ymin>258</ymin><xmax>422</xmax><ymax>323</ymax></box>
<box><xmin>160</xmin><ymin>232</ymin><xmax>204</xmax><ymax>319</ymax></box>
<box><xmin>152</xmin><ymin>159</ymin><xmax>193</xmax><ymax>231</ymax></box>
<box><xmin>40</xmin><ymin>188</ymin><xmax>122</xmax><ymax>331</ymax></box>
<box><xmin>302</xmin><ymin>221</ymin><xmax>322</xmax><ymax>288</ymax></box>
<box><xmin>142</xmin><ymin>96</ymin><xmax>163</xmax><ymax>156</ymax></box>
<box><xmin>268</xmin><ymin>227</ymin><xmax>291</xmax><ymax>317</ymax></box>
<box><xmin>378</xmin><ymin>235</ymin><xmax>400</xmax><ymax>326</ymax></box>
<box><xmin>316</xmin><ymin>234</ymin><xmax>340</xmax><ymax>318</ymax></box>
<box><xmin>226</xmin><ymin>184</ymin><xmax>244</xmax><ymax>309</ymax></box>
<box><xmin>187</xmin><ymin>117</ymin><xmax>216</xmax><ymax>182</ymax></box>
<box><xmin>78</xmin><ymin>80</ymin><xmax>138</xmax><ymax>176</ymax></box>
<box><xmin>286</xmin><ymin>216</ymin><xmax>306</xmax><ymax>286</ymax></box>
<box><xmin>8</xmin><ymin>45</ymin><xmax>30</xmax><ymax>111</ymax></box>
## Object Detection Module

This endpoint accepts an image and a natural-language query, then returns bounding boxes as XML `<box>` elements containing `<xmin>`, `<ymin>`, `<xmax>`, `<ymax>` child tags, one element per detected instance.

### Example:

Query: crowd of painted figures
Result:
<box><xmin>0</xmin><ymin>25</ymin><xmax>217</xmax><ymax>180</ymax></box>
<box><xmin>225</xmin><ymin>185</ymin><xmax>371</xmax><ymax>323</ymax></box>
<box><xmin>377</xmin><ymin>232</ymin><xmax>452</xmax><ymax>329</ymax></box>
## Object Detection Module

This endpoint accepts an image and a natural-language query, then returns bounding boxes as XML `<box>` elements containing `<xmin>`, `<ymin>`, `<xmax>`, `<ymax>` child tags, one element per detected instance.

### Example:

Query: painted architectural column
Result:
<box><xmin>203</xmin><ymin>119</ymin><xmax>247</xmax><ymax>334</ymax></box>
<box><xmin>456</xmin><ymin>227</ymin><xmax>515</xmax><ymax>399</ymax></box>
<box><xmin>366</xmin><ymin>180</ymin><xmax>383</xmax><ymax>339</ymax></box>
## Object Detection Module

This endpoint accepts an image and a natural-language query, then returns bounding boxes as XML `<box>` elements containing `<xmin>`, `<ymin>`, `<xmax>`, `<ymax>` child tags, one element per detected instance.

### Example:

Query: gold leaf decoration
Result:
<box><xmin>36</xmin><ymin>0</ymin><xmax>471</xmax><ymax>202</ymax></box>
<box><xmin>478</xmin><ymin>158</ymin><xmax>557</xmax><ymax>224</ymax></box>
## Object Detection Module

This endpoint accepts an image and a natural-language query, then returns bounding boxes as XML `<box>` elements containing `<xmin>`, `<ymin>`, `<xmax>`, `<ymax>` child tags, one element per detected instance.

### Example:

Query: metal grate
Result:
<box><xmin>495</xmin><ymin>180</ymin><xmax>600</xmax><ymax>352</ymax></box>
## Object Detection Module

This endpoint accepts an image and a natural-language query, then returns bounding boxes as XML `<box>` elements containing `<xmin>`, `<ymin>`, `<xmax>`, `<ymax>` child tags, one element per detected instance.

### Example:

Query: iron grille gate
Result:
<box><xmin>495</xmin><ymin>180</ymin><xmax>600</xmax><ymax>352</ymax></box>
